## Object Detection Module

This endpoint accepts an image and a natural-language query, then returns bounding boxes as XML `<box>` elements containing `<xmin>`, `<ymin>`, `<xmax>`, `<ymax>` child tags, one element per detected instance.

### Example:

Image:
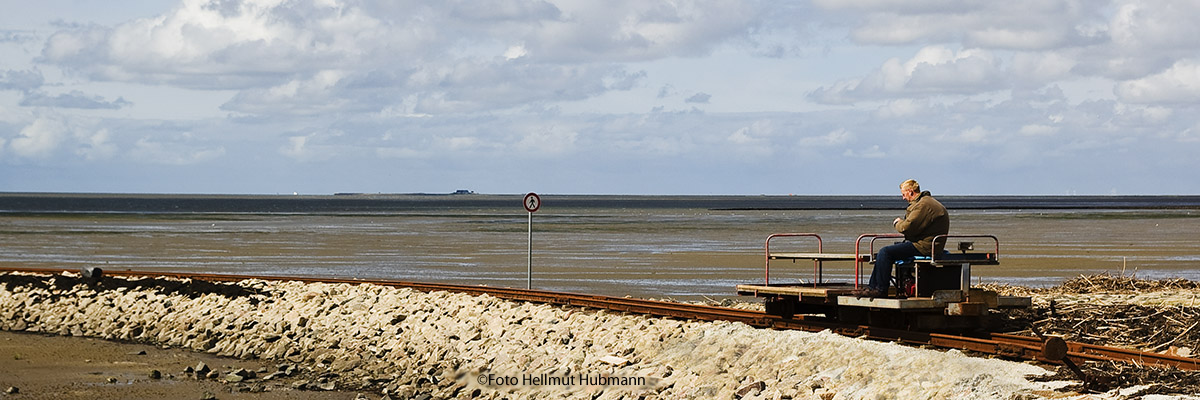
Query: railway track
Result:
<box><xmin>2</xmin><ymin>267</ymin><xmax>1197</xmax><ymax>374</ymax></box>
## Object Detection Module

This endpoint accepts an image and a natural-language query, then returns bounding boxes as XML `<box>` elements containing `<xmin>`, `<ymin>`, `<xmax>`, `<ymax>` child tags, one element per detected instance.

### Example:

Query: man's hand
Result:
<box><xmin>893</xmin><ymin>217</ymin><xmax>903</xmax><ymax>226</ymax></box>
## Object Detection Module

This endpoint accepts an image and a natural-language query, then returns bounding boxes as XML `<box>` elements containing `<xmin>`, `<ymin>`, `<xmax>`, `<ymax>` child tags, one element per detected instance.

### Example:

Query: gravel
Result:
<box><xmin>2</xmin><ymin>271</ymin><xmax>1070</xmax><ymax>399</ymax></box>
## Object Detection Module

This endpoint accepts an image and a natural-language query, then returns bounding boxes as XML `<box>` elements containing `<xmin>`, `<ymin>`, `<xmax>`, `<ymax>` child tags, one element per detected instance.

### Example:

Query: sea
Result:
<box><xmin>2</xmin><ymin>193</ymin><xmax>1198</xmax><ymax>301</ymax></box>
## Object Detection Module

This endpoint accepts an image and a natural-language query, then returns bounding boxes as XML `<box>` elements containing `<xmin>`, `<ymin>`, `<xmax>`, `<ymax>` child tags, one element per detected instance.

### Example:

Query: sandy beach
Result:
<box><xmin>2</xmin><ymin>270</ymin><xmax>1199</xmax><ymax>399</ymax></box>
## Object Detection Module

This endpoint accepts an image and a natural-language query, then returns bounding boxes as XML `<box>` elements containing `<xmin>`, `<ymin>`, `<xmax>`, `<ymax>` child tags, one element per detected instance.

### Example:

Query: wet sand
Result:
<box><xmin>1</xmin><ymin>208</ymin><xmax>1197</xmax><ymax>301</ymax></box>
<box><xmin>0</xmin><ymin>330</ymin><xmax>359</xmax><ymax>400</ymax></box>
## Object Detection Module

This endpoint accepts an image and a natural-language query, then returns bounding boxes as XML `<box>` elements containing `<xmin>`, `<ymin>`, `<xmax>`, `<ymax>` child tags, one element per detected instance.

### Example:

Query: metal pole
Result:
<box><xmin>527</xmin><ymin>211</ymin><xmax>532</xmax><ymax>289</ymax></box>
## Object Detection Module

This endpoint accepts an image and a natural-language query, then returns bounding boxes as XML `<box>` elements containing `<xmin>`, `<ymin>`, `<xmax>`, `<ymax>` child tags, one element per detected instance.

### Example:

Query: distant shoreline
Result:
<box><xmin>2</xmin><ymin>192</ymin><xmax>1200</xmax><ymax>214</ymax></box>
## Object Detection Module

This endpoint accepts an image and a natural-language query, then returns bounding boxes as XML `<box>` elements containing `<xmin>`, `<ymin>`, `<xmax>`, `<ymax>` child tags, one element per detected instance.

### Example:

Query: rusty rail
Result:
<box><xmin>2</xmin><ymin>267</ymin><xmax>1197</xmax><ymax>371</ymax></box>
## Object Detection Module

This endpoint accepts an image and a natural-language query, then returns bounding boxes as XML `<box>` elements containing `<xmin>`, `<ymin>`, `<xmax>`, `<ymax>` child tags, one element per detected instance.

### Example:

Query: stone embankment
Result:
<box><xmin>0</xmin><ymin>272</ymin><xmax>1053</xmax><ymax>399</ymax></box>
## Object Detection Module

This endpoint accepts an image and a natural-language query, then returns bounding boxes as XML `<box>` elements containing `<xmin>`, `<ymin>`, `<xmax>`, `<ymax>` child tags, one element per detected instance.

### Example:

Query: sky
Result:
<box><xmin>1</xmin><ymin>0</ymin><xmax>1198</xmax><ymax>195</ymax></box>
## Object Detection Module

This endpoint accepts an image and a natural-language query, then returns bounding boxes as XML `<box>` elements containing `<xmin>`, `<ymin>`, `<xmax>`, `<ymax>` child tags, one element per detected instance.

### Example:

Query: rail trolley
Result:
<box><xmin>736</xmin><ymin>233</ymin><xmax>1031</xmax><ymax>331</ymax></box>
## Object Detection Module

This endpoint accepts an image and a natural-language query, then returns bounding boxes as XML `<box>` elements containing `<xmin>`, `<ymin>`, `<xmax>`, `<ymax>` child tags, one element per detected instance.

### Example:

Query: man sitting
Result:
<box><xmin>853</xmin><ymin>179</ymin><xmax>949</xmax><ymax>298</ymax></box>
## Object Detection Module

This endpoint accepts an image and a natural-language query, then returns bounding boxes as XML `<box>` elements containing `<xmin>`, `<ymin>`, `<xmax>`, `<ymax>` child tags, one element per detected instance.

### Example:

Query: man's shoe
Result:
<box><xmin>851</xmin><ymin>287</ymin><xmax>885</xmax><ymax>298</ymax></box>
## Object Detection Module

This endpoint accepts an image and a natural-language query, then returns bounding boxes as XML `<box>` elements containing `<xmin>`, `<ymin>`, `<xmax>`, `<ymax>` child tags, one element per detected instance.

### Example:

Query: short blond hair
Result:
<box><xmin>900</xmin><ymin>179</ymin><xmax>920</xmax><ymax>192</ymax></box>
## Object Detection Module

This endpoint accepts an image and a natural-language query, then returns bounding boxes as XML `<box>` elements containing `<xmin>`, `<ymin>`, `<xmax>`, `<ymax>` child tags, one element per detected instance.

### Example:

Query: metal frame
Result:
<box><xmin>853</xmin><ymin>234</ymin><xmax>904</xmax><ymax>289</ymax></box>
<box><xmin>763</xmin><ymin>233</ymin><xmax>822</xmax><ymax>286</ymax></box>
<box><xmin>930</xmin><ymin>234</ymin><xmax>1000</xmax><ymax>265</ymax></box>
<box><xmin>930</xmin><ymin>234</ymin><xmax>1000</xmax><ymax>295</ymax></box>
<box><xmin>765</xmin><ymin>233</ymin><xmax>1002</xmax><ymax>293</ymax></box>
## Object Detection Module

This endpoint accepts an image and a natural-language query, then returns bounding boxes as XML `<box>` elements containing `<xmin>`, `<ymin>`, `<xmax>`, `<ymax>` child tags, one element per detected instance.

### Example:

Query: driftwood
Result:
<box><xmin>988</xmin><ymin>273</ymin><xmax>1200</xmax><ymax>396</ymax></box>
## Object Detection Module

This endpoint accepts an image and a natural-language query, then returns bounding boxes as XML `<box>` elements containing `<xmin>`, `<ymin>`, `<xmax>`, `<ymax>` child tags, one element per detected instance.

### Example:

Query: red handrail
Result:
<box><xmin>854</xmin><ymin>234</ymin><xmax>904</xmax><ymax>289</ymax></box>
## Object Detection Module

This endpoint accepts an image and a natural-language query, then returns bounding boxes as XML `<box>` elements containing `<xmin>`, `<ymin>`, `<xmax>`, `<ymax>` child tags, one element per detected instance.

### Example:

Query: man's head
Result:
<box><xmin>900</xmin><ymin>179</ymin><xmax>920</xmax><ymax>201</ymax></box>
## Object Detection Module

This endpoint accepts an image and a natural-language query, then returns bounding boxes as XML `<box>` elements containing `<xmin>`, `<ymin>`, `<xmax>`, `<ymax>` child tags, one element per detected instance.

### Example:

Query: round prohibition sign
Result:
<box><xmin>523</xmin><ymin>192</ymin><xmax>541</xmax><ymax>213</ymax></box>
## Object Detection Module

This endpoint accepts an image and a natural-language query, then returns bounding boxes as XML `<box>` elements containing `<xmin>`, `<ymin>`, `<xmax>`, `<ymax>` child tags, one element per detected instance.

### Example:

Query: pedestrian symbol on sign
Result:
<box><xmin>524</xmin><ymin>192</ymin><xmax>541</xmax><ymax>213</ymax></box>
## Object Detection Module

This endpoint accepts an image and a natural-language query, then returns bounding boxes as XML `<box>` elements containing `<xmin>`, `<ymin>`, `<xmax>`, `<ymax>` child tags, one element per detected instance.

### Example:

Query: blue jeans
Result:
<box><xmin>869</xmin><ymin>242</ymin><xmax>922</xmax><ymax>291</ymax></box>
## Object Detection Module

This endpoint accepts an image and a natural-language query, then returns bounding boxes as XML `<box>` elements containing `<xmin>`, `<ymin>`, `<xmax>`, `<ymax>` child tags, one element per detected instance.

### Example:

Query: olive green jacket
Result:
<box><xmin>894</xmin><ymin>191</ymin><xmax>950</xmax><ymax>255</ymax></box>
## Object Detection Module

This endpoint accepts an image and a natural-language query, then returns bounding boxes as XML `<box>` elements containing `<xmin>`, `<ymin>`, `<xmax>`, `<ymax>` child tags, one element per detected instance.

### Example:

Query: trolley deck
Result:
<box><xmin>739</xmin><ymin>232</ymin><xmax>1032</xmax><ymax>330</ymax></box>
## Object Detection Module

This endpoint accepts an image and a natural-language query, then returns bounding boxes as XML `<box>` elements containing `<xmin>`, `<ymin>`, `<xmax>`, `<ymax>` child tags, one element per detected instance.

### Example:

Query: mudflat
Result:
<box><xmin>0</xmin><ymin>330</ymin><xmax>359</xmax><ymax>400</ymax></box>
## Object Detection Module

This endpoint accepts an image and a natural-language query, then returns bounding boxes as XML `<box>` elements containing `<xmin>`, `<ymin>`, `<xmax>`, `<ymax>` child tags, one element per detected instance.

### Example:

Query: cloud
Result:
<box><xmin>9</xmin><ymin>117</ymin><xmax>68</xmax><ymax>158</ymax></box>
<box><xmin>814</xmin><ymin>1</ymin><xmax>1096</xmax><ymax>50</ymax></box>
<box><xmin>1104</xmin><ymin>1</ymin><xmax>1200</xmax><ymax>78</ymax></box>
<box><xmin>20</xmin><ymin>90</ymin><xmax>132</xmax><ymax>109</ymax></box>
<box><xmin>279</xmin><ymin>133</ymin><xmax>340</xmax><ymax>162</ymax></box>
<box><xmin>1116</xmin><ymin>60</ymin><xmax>1200</xmax><ymax>104</ymax></box>
<box><xmin>874</xmin><ymin>99</ymin><xmax>931</xmax><ymax>118</ymax></box>
<box><xmin>843</xmin><ymin>144</ymin><xmax>885</xmax><ymax>158</ymax></box>
<box><xmin>808</xmin><ymin>0</ymin><xmax>1200</xmax><ymax>87</ymax></box>
<box><xmin>40</xmin><ymin>1</ymin><xmax>391</xmax><ymax>87</ymax></box>
<box><xmin>515</xmin><ymin>124</ymin><xmax>579</xmax><ymax>155</ymax></box>
<box><xmin>526</xmin><ymin>1</ymin><xmax>766</xmax><ymax>62</ymax></box>
<box><xmin>809</xmin><ymin>46</ymin><xmax>1006</xmax><ymax>104</ymax></box>
<box><xmin>0</xmin><ymin>29</ymin><xmax>37</xmax><ymax>43</ymax></box>
<box><xmin>2</xmin><ymin>115</ymin><xmax>119</xmax><ymax>161</ymax></box>
<box><xmin>222</xmin><ymin>70</ymin><xmax>352</xmax><ymax>116</ymax></box>
<box><xmin>799</xmin><ymin>128</ymin><xmax>854</xmax><ymax>147</ymax></box>
<box><xmin>727</xmin><ymin>120</ymin><xmax>773</xmax><ymax>150</ymax></box>
<box><xmin>1010</xmin><ymin>52</ymin><xmax>1076</xmax><ymax>85</ymax></box>
<box><xmin>131</xmin><ymin>136</ymin><xmax>226</xmax><ymax>165</ymax></box>
<box><xmin>37</xmin><ymin>0</ymin><xmax>764</xmax><ymax>117</ymax></box>
<box><xmin>0</xmin><ymin>69</ymin><xmax>45</xmax><ymax>92</ymax></box>
<box><xmin>76</xmin><ymin>128</ymin><xmax>118</xmax><ymax>161</ymax></box>
<box><xmin>684</xmin><ymin>92</ymin><xmax>711</xmax><ymax>104</ymax></box>
<box><xmin>1018</xmin><ymin>124</ymin><xmax>1058</xmax><ymax>137</ymax></box>
<box><xmin>6</xmin><ymin>116</ymin><xmax>206</xmax><ymax>163</ymax></box>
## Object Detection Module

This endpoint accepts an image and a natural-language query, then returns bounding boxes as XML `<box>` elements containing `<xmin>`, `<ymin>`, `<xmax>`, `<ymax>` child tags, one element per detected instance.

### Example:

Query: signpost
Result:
<box><xmin>523</xmin><ymin>193</ymin><xmax>540</xmax><ymax>289</ymax></box>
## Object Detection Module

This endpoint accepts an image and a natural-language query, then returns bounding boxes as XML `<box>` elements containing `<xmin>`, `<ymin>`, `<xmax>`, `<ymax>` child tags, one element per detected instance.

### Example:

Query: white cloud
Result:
<box><xmin>516</xmin><ymin>125</ymin><xmax>578</xmax><ymax>155</ymax></box>
<box><xmin>843</xmin><ymin>144</ymin><xmax>885</xmax><ymax>158</ymax></box>
<box><xmin>534</xmin><ymin>1</ymin><xmax>764</xmax><ymax>62</ymax></box>
<box><xmin>1010</xmin><ymin>52</ymin><xmax>1076</xmax><ymax>84</ymax></box>
<box><xmin>281</xmin><ymin>135</ymin><xmax>312</xmax><ymax>160</ymax></box>
<box><xmin>816</xmin><ymin>1</ymin><xmax>1094</xmax><ymax>50</ymax></box>
<box><xmin>131</xmin><ymin>136</ymin><xmax>225</xmax><ymax>165</ymax></box>
<box><xmin>35</xmin><ymin>0</ymin><xmax>763</xmax><ymax>117</ymax></box>
<box><xmin>726</xmin><ymin>120</ymin><xmax>774</xmax><ymax>158</ymax></box>
<box><xmin>799</xmin><ymin>128</ymin><xmax>853</xmax><ymax>146</ymax></box>
<box><xmin>10</xmin><ymin>117</ymin><xmax>68</xmax><ymax>158</ymax></box>
<box><xmin>1089</xmin><ymin>0</ymin><xmax>1200</xmax><ymax>79</ymax></box>
<box><xmin>223</xmin><ymin>70</ymin><xmax>350</xmax><ymax>115</ymax></box>
<box><xmin>947</xmin><ymin>125</ymin><xmax>991</xmax><ymax>144</ymax></box>
<box><xmin>42</xmin><ymin>0</ymin><xmax>389</xmax><ymax>86</ymax></box>
<box><xmin>874</xmin><ymin>99</ymin><xmax>930</xmax><ymax>118</ymax></box>
<box><xmin>504</xmin><ymin>44</ymin><xmax>528</xmax><ymax>60</ymax></box>
<box><xmin>1176</xmin><ymin>126</ymin><xmax>1200</xmax><ymax>143</ymax></box>
<box><xmin>375</xmin><ymin>146</ymin><xmax>424</xmax><ymax>159</ymax></box>
<box><xmin>809</xmin><ymin>46</ymin><xmax>1006</xmax><ymax>103</ymax></box>
<box><xmin>1116</xmin><ymin>60</ymin><xmax>1200</xmax><ymax>104</ymax></box>
<box><xmin>5</xmin><ymin>115</ymin><xmax>122</xmax><ymax>161</ymax></box>
<box><xmin>20</xmin><ymin>90</ymin><xmax>132</xmax><ymax>109</ymax></box>
<box><xmin>438</xmin><ymin>136</ymin><xmax>484</xmax><ymax>151</ymax></box>
<box><xmin>1110</xmin><ymin>1</ymin><xmax>1200</xmax><ymax>54</ymax></box>
<box><xmin>1018</xmin><ymin>124</ymin><xmax>1057</xmax><ymax>137</ymax></box>
<box><xmin>75</xmin><ymin>128</ymin><xmax>118</xmax><ymax>161</ymax></box>
<box><xmin>965</xmin><ymin>27</ymin><xmax>1066</xmax><ymax>50</ymax></box>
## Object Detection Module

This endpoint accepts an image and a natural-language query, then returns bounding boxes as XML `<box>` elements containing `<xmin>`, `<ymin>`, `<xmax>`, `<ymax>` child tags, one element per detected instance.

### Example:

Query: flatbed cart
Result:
<box><xmin>736</xmin><ymin>233</ymin><xmax>1031</xmax><ymax>331</ymax></box>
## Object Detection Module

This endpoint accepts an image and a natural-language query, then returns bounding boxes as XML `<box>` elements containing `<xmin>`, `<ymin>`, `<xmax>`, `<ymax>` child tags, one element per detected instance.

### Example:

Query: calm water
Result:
<box><xmin>2</xmin><ymin>193</ymin><xmax>1198</xmax><ymax>300</ymax></box>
